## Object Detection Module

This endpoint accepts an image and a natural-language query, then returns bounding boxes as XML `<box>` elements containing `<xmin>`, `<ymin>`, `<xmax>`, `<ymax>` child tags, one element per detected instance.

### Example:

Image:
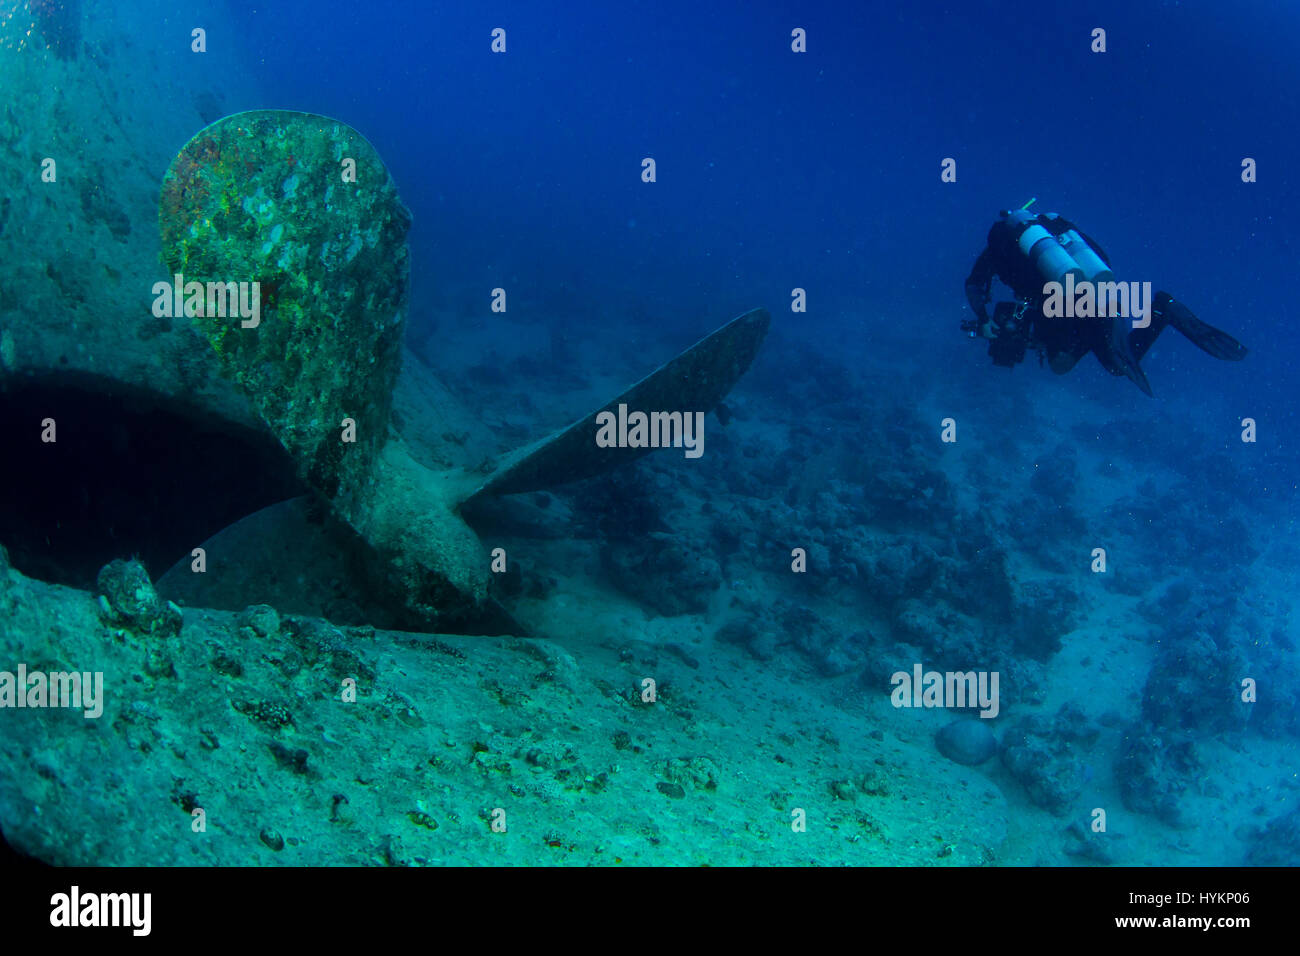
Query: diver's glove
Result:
<box><xmin>965</xmin><ymin>279</ymin><xmax>992</xmax><ymax>332</ymax></box>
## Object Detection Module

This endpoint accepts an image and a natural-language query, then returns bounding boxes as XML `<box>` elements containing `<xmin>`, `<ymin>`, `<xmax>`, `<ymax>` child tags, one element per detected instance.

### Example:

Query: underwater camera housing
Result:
<box><xmin>988</xmin><ymin>301</ymin><xmax>1029</xmax><ymax>367</ymax></box>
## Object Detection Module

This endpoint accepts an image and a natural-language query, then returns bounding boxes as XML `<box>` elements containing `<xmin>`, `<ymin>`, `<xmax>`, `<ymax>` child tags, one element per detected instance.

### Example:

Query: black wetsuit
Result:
<box><xmin>963</xmin><ymin>212</ymin><xmax>1247</xmax><ymax>396</ymax></box>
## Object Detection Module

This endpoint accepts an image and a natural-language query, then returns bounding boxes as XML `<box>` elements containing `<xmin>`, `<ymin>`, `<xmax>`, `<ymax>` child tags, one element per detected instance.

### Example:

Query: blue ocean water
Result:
<box><xmin>229</xmin><ymin>0</ymin><xmax>1297</xmax><ymax>415</ymax></box>
<box><xmin>1</xmin><ymin>0</ymin><xmax>1297</xmax><ymax>875</ymax></box>
<box><xmin>235</xmin><ymin>0</ymin><xmax>1300</xmax><ymax>865</ymax></box>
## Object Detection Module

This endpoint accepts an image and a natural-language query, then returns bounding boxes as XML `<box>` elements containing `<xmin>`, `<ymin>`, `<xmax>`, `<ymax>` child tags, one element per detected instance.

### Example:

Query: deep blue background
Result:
<box><xmin>211</xmin><ymin>0</ymin><xmax>1294</xmax><ymax>463</ymax></box>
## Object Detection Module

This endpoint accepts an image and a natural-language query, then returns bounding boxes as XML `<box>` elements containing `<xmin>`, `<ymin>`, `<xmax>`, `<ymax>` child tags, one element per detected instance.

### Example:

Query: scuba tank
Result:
<box><xmin>1056</xmin><ymin>228</ymin><xmax>1114</xmax><ymax>282</ymax></box>
<box><xmin>1000</xmin><ymin>202</ymin><xmax>1111</xmax><ymax>285</ymax></box>
<box><xmin>1018</xmin><ymin>221</ymin><xmax>1085</xmax><ymax>285</ymax></box>
<box><xmin>1003</xmin><ymin>209</ymin><xmax>1084</xmax><ymax>286</ymax></box>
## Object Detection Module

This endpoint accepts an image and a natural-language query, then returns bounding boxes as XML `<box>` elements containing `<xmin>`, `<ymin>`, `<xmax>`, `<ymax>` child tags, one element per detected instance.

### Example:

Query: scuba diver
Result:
<box><xmin>963</xmin><ymin>200</ymin><xmax>1247</xmax><ymax>396</ymax></box>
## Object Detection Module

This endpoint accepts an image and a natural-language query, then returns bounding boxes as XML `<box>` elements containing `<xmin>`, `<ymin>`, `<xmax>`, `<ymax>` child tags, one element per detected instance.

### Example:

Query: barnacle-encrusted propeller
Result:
<box><xmin>160</xmin><ymin>110</ymin><xmax>769</xmax><ymax>632</ymax></box>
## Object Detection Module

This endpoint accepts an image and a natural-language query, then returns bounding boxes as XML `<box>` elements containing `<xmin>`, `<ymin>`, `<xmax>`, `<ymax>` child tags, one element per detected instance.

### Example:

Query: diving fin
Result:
<box><xmin>1103</xmin><ymin>316</ymin><xmax>1154</xmax><ymax>397</ymax></box>
<box><xmin>1161</xmin><ymin>295</ymin><xmax>1248</xmax><ymax>361</ymax></box>
<box><xmin>1125</xmin><ymin>360</ymin><xmax>1154</xmax><ymax>397</ymax></box>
